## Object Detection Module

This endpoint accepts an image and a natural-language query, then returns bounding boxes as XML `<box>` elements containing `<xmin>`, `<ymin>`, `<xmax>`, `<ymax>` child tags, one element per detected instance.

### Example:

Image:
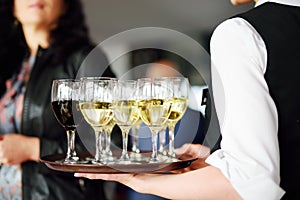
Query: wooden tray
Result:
<box><xmin>40</xmin><ymin>152</ymin><xmax>197</xmax><ymax>174</ymax></box>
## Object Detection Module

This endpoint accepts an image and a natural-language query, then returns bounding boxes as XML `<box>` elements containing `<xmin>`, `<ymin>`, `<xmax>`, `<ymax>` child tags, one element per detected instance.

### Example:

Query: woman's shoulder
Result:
<box><xmin>69</xmin><ymin>43</ymin><xmax>107</xmax><ymax>61</ymax></box>
<box><xmin>64</xmin><ymin>43</ymin><xmax>107</xmax><ymax>66</ymax></box>
<box><xmin>66</xmin><ymin>43</ymin><xmax>113</xmax><ymax>78</ymax></box>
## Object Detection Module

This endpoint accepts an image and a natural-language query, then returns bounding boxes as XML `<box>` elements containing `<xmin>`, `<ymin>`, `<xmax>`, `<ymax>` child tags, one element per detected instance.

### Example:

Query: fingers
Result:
<box><xmin>74</xmin><ymin>173</ymin><xmax>124</xmax><ymax>181</ymax></box>
<box><xmin>174</xmin><ymin>143</ymin><xmax>199</xmax><ymax>156</ymax></box>
<box><xmin>174</xmin><ymin>143</ymin><xmax>190</xmax><ymax>155</ymax></box>
<box><xmin>74</xmin><ymin>173</ymin><xmax>134</xmax><ymax>185</ymax></box>
<box><xmin>197</xmin><ymin>145</ymin><xmax>210</xmax><ymax>158</ymax></box>
<box><xmin>0</xmin><ymin>157</ymin><xmax>9</xmax><ymax>165</ymax></box>
<box><xmin>0</xmin><ymin>136</ymin><xmax>10</xmax><ymax>164</ymax></box>
<box><xmin>174</xmin><ymin>143</ymin><xmax>210</xmax><ymax>159</ymax></box>
<box><xmin>74</xmin><ymin>173</ymin><xmax>106</xmax><ymax>180</ymax></box>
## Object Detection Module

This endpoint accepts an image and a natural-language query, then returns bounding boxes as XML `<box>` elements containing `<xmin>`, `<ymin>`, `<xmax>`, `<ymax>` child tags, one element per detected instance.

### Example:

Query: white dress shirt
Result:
<box><xmin>206</xmin><ymin>0</ymin><xmax>300</xmax><ymax>199</ymax></box>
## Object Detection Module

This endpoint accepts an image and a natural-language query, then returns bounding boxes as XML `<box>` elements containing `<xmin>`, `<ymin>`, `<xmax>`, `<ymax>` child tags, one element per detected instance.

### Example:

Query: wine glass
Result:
<box><xmin>137</xmin><ymin>78</ymin><xmax>172</xmax><ymax>162</ymax></box>
<box><xmin>165</xmin><ymin>77</ymin><xmax>189</xmax><ymax>158</ymax></box>
<box><xmin>51</xmin><ymin>79</ymin><xmax>81</xmax><ymax>163</ymax></box>
<box><xmin>79</xmin><ymin>77</ymin><xmax>115</xmax><ymax>164</ymax></box>
<box><xmin>112</xmin><ymin>80</ymin><xmax>139</xmax><ymax>163</ymax></box>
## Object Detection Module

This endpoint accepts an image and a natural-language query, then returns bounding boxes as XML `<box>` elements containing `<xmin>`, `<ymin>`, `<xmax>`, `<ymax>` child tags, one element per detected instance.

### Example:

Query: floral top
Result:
<box><xmin>0</xmin><ymin>57</ymin><xmax>35</xmax><ymax>200</ymax></box>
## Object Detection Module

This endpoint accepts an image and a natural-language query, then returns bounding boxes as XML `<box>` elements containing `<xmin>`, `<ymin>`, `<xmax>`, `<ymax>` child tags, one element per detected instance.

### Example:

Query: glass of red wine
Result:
<box><xmin>51</xmin><ymin>79</ymin><xmax>82</xmax><ymax>163</ymax></box>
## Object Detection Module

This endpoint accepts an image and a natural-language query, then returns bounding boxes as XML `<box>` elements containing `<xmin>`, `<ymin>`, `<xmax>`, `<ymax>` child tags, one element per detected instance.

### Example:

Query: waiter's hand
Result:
<box><xmin>172</xmin><ymin>143</ymin><xmax>210</xmax><ymax>173</ymax></box>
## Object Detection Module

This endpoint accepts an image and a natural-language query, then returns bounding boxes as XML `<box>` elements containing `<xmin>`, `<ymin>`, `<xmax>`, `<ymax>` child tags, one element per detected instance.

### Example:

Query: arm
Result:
<box><xmin>92</xmin><ymin>166</ymin><xmax>241</xmax><ymax>200</ymax></box>
<box><xmin>75</xmin><ymin>143</ymin><xmax>241</xmax><ymax>200</ymax></box>
<box><xmin>132</xmin><ymin>166</ymin><xmax>241</xmax><ymax>200</ymax></box>
<box><xmin>207</xmin><ymin>17</ymin><xmax>284</xmax><ymax>198</ymax></box>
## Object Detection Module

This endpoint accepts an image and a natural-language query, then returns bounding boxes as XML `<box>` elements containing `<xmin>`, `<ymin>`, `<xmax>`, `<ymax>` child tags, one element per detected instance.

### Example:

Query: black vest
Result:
<box><xmin>237</xmin><ymin>3</ymin><xmax>300</xmax><ymax>199</ymax></box>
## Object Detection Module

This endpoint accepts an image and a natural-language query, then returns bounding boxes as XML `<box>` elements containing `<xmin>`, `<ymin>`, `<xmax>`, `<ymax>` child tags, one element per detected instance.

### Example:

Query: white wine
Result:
<box><xmin>112</xmin><ymin>100</ymin><xmax>139</xmax><ymax>126</ymax></box>
<box><xmin>138</xmin><ymin>99</ymin><xmax>172</xmax><ymax>127</ymax></box>
<box><xmin>168</xmin><ymin>98</ymin><xmax>188</xmax><ymax>123</ymax></box>
<box><xmin>79</xmin><ymin>102</ymin><xmax>113</xmax><ymax>127</ymax></box>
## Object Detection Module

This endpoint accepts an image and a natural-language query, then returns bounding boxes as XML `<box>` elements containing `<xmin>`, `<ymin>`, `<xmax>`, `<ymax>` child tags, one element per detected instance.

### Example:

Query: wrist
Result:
<box><xmin>26</xmin><ymin>136</ymin><xmax>40</xmax><ymax>162</ymax></box>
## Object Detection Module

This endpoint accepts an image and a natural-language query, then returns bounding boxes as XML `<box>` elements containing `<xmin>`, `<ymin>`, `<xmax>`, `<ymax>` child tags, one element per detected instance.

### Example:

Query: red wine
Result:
<box><xmin>51</xmin><ymin>100</ymin><xmax>82</xmax><ymax>130</ymax></box>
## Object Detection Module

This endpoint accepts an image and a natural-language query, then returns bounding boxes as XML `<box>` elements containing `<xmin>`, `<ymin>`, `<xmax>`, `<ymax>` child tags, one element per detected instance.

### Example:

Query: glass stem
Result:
<box><xmin>159</xmin><ymin>129</ymin><xmax>166</xmax><ymax>155</ymax></box>
<box><xmin>65</xmin><ymin>129</ymin><xmax>78</xmax><ymax>162</ymax></box>
<box><xmin>150</xmin><ymin>130</ymin><xmax>159</xmax><ymax>162</ymax></box>
<box><xmin>101</xmin><ymin>131</ymin><xmax>106</xmax><ymax>155</ymax></box>
<box><xmin>131</xmin><ymin>126</ymin><xmax>140</xmax><ymax>153</ymax></box>
<box><xmin>168</xmin><ymin>124</ymin><xmax>176</xmax><ymax>157</ymax></box>
<box><xmin>94</xmin><ymin>128</ymin><xmax>103</xmax><ymax>162</ymax></box>
<box><xmin>105</xmin><ymin>131</ymin><xmax>112</xmax><ymax>156</ymax></box>
<box><xmin>120</xmin><ymin>128</ymin><xmax>130</xmax><ymax>160</ymax></box>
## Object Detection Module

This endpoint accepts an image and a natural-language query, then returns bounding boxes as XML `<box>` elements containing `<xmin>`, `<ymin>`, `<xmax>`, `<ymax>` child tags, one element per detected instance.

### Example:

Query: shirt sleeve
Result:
<box><xmin>206</xmin><ymin>17</ymin><xmax>285</xmax><ymax>199</ymax></box>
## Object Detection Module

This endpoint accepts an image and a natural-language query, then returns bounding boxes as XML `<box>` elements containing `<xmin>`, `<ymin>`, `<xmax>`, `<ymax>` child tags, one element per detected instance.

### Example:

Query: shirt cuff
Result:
<box><xmin>206</xmin><ymin>150</ymin><xmax>285</xmax><ymax>199</ymax></box>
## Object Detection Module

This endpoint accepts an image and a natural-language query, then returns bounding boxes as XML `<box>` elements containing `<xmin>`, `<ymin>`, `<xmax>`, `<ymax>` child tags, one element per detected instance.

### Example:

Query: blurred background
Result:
<box><xmin>83</xmin><ymin>0</ymin><xmax>252</xmax><ymax>44</ymax></box>
<box><xmin>82</xmin><ymin>0</ymin><xmax>252</xmax><ymax>83</ymax></box>
<box><xmin>80</xmin><ymin>1</ymin><xmax>252</xmax><ymax>200</ymax></box>
<box><xmin>81</xmin><ymin>0</ymin><xmax>252</xmax><ymax>107</ymax></box>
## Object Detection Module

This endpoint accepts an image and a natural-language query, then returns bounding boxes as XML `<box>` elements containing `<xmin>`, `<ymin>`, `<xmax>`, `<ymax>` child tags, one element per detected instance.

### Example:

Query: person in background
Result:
<box><xmin>145</xmin><ymin>59</ymin><xmax>180</xmax><ymax>78</ymax></box>
<box><xmin>76</xmin><ymin>0</ymin><xmax>300</xmax><ymax>199</ymax></box>
<box><xmin>0</xmin><ymin>0</ymin><xmax>115</xmax><ymax>199</ymax></box>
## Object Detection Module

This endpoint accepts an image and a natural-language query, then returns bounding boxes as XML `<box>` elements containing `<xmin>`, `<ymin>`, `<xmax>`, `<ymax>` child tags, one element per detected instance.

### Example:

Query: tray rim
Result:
<box><xmin>40</xmin><ymin>152</ymin><xmax>197</xmax><ymax>174</ymax></box>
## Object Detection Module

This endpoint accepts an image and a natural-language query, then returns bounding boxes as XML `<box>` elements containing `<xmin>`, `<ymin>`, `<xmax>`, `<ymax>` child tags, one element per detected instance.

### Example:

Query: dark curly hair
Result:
<box><xmin>0</xmin><ymin>0</ymin><xmax>91</xmax><ymax>88</ymax></box>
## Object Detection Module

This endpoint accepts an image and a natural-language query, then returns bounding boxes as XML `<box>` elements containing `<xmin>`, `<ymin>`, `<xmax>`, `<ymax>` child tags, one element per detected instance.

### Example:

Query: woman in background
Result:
<box><xmin>0</xmin><ymin>0</ymin><xmax>115</xmax><ymax>199</ymax></box>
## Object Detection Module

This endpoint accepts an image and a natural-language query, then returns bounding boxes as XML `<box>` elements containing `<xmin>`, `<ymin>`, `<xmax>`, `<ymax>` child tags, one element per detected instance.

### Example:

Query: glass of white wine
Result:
<box><xmin>137</xmin><ymin>78</ymin><xmax>172</xmax><ymax>162</ymax></box>
<box><xmin>164</xmin><ymin>77</ymin><xmax>189</xmax><ymax>159</ymax></box>
<box><xmin>112</xmin><ymin>80</ymin><xmax>139</xmax><ymax>163</ymax></box>
<box><xmin>79</xmin><ymin>77</ymin><xmax>115</xmax><ymax>164</ymax></box>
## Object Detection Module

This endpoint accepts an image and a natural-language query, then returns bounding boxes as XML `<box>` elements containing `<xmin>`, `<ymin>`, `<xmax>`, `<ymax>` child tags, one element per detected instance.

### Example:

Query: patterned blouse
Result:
<box><xmin>0</xmin><ymin>57</ymin><xmax>35</xmax><ymax>200</ymax></box>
